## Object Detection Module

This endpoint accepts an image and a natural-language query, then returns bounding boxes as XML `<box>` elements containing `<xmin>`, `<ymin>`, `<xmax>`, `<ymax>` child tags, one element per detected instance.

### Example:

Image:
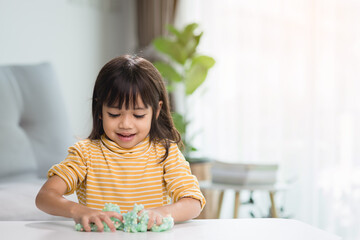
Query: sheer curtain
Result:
<box><xmin>176</xmin><ymin>0</ymin><xmax>360</xmax><ymax>239</ymax></box>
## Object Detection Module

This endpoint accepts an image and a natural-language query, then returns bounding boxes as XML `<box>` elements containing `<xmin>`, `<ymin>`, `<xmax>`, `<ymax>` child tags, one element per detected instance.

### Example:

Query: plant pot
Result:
<box><xmin>189</xmin><ymin>158</ymin><xmax>212</xmax><ymax>181</ymax></box>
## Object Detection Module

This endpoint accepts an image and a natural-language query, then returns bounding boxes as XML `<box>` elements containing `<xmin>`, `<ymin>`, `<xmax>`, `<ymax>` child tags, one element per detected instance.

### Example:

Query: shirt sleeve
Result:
<box><xmin>163</xmin><ymin>144</ymin><xmax>206</xmax><ymax>209</ymax></box>
<box><xmin>47</xmin><ymin>142</ymin><xmax>88</xmax><ymax>195</ymax></box>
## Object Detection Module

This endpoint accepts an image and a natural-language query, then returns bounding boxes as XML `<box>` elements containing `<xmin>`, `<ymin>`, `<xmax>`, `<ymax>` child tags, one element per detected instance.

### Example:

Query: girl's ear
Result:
<box><xmin>156</xmin><ymin>101</ymin><xmax>163</xmax><ymax>119</ymax></box>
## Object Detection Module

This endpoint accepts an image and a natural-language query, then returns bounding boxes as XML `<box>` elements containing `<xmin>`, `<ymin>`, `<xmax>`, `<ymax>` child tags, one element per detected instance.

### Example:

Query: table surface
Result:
<box><xmin>0</xmin><ymin>219</ymin><xmax>341</xmax><ymax>240</ymax></box>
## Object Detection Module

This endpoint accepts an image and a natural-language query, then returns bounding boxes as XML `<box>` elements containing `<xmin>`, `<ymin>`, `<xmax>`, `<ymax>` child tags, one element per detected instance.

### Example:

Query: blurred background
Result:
<box><xmin>1</xmin><ymin>0</ymin><xmax>360</xmax><ymax>239</ymax></box>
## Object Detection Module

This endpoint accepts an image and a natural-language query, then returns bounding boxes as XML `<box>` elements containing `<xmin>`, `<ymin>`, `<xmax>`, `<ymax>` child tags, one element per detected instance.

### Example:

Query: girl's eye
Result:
<box><xmin>108</xmin><ymin>113</ymin><xmax>120</xmax><ymax>118</ymax></box>
<box><xmin>134</xmin><ymin>114</ymin><xmax>145</xmax><ymax>119</ymax></box>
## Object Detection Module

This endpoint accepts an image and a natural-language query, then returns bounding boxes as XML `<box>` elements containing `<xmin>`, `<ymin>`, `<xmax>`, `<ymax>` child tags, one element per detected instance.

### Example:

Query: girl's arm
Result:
<box><xmin>151</xmin><ymin>144</ymin><xmax>205</xmax><ymax>229</ymax></box>
<box><xmin>35</xmin><ymin>175</ymin><xmax>122</xmax><ymax>232</ymax></box>
<box><xmin>144</xmin><ymin>197</ymin><xmax>202</xmax><ymax>229</ymax></box>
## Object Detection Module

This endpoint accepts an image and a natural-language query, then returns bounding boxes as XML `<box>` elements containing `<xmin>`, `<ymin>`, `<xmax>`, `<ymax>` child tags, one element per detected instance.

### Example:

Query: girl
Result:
<box><xmin>36</xmin><ymin>55</ymin><xmax>205</xmax><ymax>232</ymax></box>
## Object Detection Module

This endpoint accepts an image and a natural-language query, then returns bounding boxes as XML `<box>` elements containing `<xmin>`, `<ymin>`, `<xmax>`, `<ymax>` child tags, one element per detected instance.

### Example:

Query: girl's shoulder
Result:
<box><xmin>152</xmin><ymin>139</ymin><xmax>182</xmax><ymax>161</ymax></box>
<box><xmin>70</xmin><ymin>138</ymin><xmax>102</xmax><ymax>152</ymax></box>
<box><xmin>152</xmin><ymin>139</ymin><xmax>179</xmax><ymax>151</ymax></box>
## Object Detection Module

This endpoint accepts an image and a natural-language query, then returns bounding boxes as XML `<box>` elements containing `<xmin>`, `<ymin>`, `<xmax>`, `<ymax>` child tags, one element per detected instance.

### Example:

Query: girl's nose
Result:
<box><xmin>119</xmin><ymin>115</ymin><xmax>132</xmax><ymax>129</ymax></box>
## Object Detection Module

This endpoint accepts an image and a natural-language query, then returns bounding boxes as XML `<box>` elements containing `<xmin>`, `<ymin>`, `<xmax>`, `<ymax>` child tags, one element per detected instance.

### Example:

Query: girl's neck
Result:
<box><xmin>100</xmin><ymin>135</ymin><xmax>151</xmax><ymax>158</ymax></box>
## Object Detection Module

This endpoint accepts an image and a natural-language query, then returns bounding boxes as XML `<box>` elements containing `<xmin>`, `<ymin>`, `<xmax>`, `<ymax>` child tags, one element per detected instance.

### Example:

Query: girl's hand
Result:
<box><xmin>36</xmin><ymin>176</ymin><xmax>123</xmax><ymax>232</ymax></box>
<box><xmin>141</xmin><ymin>209</ymin><xmax>164</xmax><ymax>230</ymax></box>
<box><xmin>72</xmin><ymin>205</ymin><xmax>123</xmax><ymax>232</ymax></box>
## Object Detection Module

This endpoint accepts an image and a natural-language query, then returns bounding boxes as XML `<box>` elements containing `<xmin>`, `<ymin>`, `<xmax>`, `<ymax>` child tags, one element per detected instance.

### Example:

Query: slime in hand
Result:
<box><xmin>75</xmin><ymin>203</ymin><xmax>174</xmax><ymax>232</ymax></box>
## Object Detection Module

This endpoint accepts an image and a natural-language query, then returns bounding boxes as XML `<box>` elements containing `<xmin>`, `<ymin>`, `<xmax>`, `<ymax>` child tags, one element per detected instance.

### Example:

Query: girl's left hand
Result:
<box><xmin>141</xmin><ymin>209</ymin><xmax>163</xmax><ymax>229</ymax></box>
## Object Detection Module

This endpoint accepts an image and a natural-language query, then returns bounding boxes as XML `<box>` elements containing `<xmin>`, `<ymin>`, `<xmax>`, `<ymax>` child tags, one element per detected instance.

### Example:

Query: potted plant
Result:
<box><xmin>152</xmin><ymin>23</ymin><xmax>215</xmax><ymax>166</ymax></box>
<box><xmin>152</xmin><ymin>24</ymin><xmax>217</xmax><ymax>219</ymax></box>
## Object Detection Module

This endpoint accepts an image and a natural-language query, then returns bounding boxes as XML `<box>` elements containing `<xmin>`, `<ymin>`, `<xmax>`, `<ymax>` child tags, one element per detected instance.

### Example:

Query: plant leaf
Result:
<box><xmin>180</xmin><ymin>23</ymin><xmax>199</xmax><ymax>45</ymax></box>
<box><xmin>176</xmin><ymin>23</ymin><xmax>202</xmax><ymax>58</ymax></box>
<box><xmin>184</xmin><ymin>55</ymin><xmax>215</xmax><ymax>95</ymax></box>
<box><xmin>153</xmin><ymin>61</ymin><xmax>182</xmax><ymax>82</ymax></box>
<box><xmin>153</xmin><ymin>38</ymin><xmax>187</xmax><ymax>65</ymax></box>
<box><xmin>171</xmin><ymin>112</ymin><xmax>186</xmax><ymax>134</ymax></box>
<box><xmin>183</xmin><ymin>38</ymin><xmax>198</xmax><ymax>59</ymax></box>
<box><xmin>166</xmin><ymin>84</ymin><xmax>175</xmax><ymax>93</ymax></box>
<box><xmin>192</xmin><ymin>55</ymin><xmax>216</xmax><ymax>68</ymax></box>
<box><xmin>167</xmin><ymin>25</ymin><xmax>181</xmax><ymax>39</ymax></box>
<box><xmin>190</xmin><ymin>146</ymin><xmax>198</xmax><ymax>152</ymax></box>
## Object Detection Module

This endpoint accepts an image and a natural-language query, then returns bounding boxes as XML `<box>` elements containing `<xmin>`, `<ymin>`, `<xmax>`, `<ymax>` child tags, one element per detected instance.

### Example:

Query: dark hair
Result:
<box><xmin>89</xmin><ymin>55</ymin><xmax>181</xmax><ymax>161</ymax></box>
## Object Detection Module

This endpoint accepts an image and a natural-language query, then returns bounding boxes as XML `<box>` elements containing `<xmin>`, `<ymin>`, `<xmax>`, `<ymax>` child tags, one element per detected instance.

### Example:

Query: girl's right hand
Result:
<box><xmin>71</xmin><ymin>205</ymin><xmax>123</xmax><ymax>232</ymax></box>
<box><xmin>36</xmin><ymin>176</ymin><xmax>122</xmax><ymax>232</ymax></box>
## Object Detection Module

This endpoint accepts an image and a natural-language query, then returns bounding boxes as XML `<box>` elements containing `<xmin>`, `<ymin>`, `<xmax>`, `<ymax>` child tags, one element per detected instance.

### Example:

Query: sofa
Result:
<box><xmin>0</xmin><ymin>62</ymin><xmax>77</xmax><ymax>220</ymax></box>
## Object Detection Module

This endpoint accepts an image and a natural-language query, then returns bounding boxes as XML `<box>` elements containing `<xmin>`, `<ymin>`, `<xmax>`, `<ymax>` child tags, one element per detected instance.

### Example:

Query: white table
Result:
<box><xmin>200</xmin><ymin>181</ymin><xmax>290</xmax><ymax>218</ymax></box>
<box><xmin>0</xmin><ymin>219</ymin><xmax>341</xmax><ymax>240</ymax></box>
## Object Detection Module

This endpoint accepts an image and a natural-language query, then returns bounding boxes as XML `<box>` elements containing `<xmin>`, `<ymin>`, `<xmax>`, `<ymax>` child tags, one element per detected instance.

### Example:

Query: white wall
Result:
<box><xmin>0</xmin><ymin>0</ymin><xmax>137</xmax><ymax>138</ymax></box>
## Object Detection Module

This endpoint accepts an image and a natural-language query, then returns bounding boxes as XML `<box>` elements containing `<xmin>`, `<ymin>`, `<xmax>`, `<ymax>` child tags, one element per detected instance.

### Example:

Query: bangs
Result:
<box><xmin>102</xmin><ymin>72</ymin><xmax>155</xmax><ymax>109</ymax></box>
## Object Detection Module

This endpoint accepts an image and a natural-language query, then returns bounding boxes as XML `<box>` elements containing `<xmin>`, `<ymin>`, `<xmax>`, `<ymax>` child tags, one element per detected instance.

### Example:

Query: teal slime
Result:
<box><xmin>75</xmin><ymin>203</ymin><xmax>174</xmax><ymax>232</ymax></box>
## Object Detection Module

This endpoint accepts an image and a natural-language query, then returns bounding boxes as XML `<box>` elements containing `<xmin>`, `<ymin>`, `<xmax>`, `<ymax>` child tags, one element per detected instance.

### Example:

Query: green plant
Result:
<box><xmin>152</xmin><ymin>23</ymin><xmax>215</xmax><ymax>159</ymax></box>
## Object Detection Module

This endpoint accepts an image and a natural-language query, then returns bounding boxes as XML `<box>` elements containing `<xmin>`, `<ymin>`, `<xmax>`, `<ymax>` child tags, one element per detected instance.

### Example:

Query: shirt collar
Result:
<box><xmin>100</xmin><ymin>134</ymin><xmax>151</xmax><ymax>158</ymax></box>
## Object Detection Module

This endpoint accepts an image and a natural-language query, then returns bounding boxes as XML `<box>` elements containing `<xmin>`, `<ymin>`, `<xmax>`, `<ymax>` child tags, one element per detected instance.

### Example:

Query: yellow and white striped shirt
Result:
<box><xmin>48</xmin><ymin>135</ymin><xmax>205</xmax><ymax>212</ymax></box>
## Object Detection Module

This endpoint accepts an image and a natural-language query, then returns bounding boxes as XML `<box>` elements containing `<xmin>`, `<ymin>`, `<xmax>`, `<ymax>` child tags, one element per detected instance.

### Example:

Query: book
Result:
<box><xmin>211</xmin><ymin>161</ymin><xmax>278</xmax><ymax>185</ymax></box>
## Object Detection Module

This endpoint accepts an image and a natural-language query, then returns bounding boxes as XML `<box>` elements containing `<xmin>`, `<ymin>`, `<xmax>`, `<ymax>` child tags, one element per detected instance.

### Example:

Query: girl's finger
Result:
<box><xmin>147</xmin><ymin>216</ymin><xmax>155</xmax><ymax>229</ymax></box>
<box><xmin>81</xmin><ymin>218</ymin><xmax>91</xmax><ymax>232</ymax></box>
<box><xmin>102</xmin><ymin>215</ymin><xmax>116</xmax><ymax>232</ymax></box>
<box><xmin>155</xmin><ymin>215</ymin><xmax>162</xmax><ymax>226</ymax></box>
<box><xmin>107</xmin><ymin>211</ymin><xmax>123</xmax><ymax>222</ymax></box>
<box><xmin>92</xmin><ymin>218</ymin><xmax>104</xmax><ymax>232</ymax></box>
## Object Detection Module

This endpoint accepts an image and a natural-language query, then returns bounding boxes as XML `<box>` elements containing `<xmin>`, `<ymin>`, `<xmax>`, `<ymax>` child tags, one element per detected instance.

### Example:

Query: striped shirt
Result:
<box><xmin>48</xmin><ymin>135</ymin><xmax>205</xmax><ymax>212</ymax></box>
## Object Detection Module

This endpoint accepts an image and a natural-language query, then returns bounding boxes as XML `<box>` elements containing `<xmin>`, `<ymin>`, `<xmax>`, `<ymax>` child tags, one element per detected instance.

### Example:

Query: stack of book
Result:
<box><xmin>211</xmin><ymin>161</ymin><xmax>278</xmax><ymax>185</ymax></box>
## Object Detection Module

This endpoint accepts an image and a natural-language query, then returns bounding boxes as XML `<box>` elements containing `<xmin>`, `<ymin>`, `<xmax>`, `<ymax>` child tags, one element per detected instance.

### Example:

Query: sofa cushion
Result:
<box><xmin>0</xmin><ymin>172</ymin><xmax>78</xmax><ymax>220</ymax></box>
<box><xmin>0</xmin><ymin>63</ymin><xmax>74</xmax><ymax>178</ymax></box>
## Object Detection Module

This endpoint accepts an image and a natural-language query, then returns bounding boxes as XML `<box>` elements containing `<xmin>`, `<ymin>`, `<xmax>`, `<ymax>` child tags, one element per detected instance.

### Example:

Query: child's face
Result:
<box><xmin>101</xmin><ymin>95</ymin><xmax>160</xmax><ymax>149</ymax></box>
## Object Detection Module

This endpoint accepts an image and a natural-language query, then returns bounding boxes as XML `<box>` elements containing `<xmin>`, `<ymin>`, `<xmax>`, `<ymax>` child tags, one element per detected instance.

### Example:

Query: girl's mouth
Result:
<box><xmin>117</xmin><ymin>133</ymin><xmax>135</xmax><ymax>141</ymax></box>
